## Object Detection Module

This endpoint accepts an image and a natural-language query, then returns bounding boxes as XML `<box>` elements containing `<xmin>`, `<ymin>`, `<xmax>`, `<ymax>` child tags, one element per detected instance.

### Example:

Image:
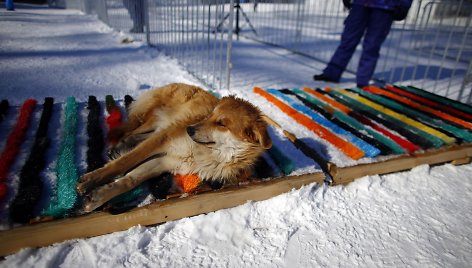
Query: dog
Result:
<box><xmin>77</xmin><ymin>83</ymin><xmax>272</xmax><ymax>212</ymax></box>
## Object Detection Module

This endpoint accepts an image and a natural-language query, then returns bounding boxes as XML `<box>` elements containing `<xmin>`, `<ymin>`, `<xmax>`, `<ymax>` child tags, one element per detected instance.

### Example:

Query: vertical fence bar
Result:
<box><xmin>226</xmin><ymin>0</ymin><xmax>235</xmax><ymax>90</ymax></box>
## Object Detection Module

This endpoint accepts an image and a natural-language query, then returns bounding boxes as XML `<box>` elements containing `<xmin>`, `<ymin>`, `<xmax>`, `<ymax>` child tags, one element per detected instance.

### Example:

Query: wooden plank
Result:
<box><xmin>0</xmin><ymin>173</ymin><xmax>325</xmax><ymax>256</ymax></box>
<box><xmin>451</xmin><ymin>157</ymin><xmax>471</xmax><ymax>166</ymax></box>
<box><xmin>331</xmin><ymin>144</ymin><xmax>472</xmax><ymax>185</ymax></box>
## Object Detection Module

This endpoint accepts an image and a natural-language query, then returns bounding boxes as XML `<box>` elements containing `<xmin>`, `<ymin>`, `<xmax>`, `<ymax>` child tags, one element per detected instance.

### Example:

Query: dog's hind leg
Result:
<box><xmin>82</xmin><ymin>157</ymin><xmax>165</xmax><ymax>212</ymax></box>
<box><xmin>107</xmin><ymin>119</ymin><xmax>140</xmax><ymax>144</ymax></box>
<box><xmin>108</xmin><ymin>131</ymin><xmax>153</xmax><ymax>160</ymax></box>
<box><xmin>77</xmin><ymin>127</ymin><xmax>178</xmax><ymax>195</ymax></box>
<box><xmin>108</xmin><ymin>115</ymin><xmax>158</xmax><ymax>156</ymax></box>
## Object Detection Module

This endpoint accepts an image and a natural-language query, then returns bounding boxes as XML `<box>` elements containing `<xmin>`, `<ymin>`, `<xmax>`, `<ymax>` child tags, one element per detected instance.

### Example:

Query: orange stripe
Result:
<box><xmin>303</xmin><ymin>87</ymin><xmax>351</xmax><ymax>113</ymax></box>
<box><xmin>385</xmin><ymin>85</ymin><xmax>472</xmax><ymax>121</ymax></box>
<box><xmin>254</xmin><ymin>87</ymin><xmax>364</xmax><ymax>160</ymax></box>
<box><xmin>365</xmin><ymin>86</ymin><xmax>472</xmax><ymax>130</ymax></box>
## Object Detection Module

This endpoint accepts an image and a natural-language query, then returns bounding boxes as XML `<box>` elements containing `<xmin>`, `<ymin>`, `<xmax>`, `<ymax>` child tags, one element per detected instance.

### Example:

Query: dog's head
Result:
<box><xmin>186</xmin><ymin>96</ymin><xmax>272</xmax><ymax>153</ymax></box>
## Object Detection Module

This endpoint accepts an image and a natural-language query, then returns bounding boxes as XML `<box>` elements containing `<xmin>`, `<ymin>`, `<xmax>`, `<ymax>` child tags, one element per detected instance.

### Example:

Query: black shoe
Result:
<box><xmin>356</xmin><ymin>84</ymin><xmax>367</xmax><ymax>88</ymax></box>
<box><xmin>313</xmin><ymin>74</ymin><xmax>338</xmax><ymax>83</ymax></box>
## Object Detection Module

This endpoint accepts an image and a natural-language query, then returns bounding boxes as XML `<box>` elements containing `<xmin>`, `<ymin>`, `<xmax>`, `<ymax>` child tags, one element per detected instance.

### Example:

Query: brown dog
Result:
<box><xmin>77</xmin><ymin>83</ymin><xmax>272</xmax><ymax>212</ymax></box>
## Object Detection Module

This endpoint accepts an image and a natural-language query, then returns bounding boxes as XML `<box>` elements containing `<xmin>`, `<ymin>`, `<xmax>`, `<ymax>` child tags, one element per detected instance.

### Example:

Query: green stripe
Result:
<box><xmin>328</xmin><ymin>89</ymin><xmax>444</xmax><ymax>148</ymax></box>
<box><xmin>267</xmin><ymin>145</ymin><xmax>295</xmax><ymax>175</ymax></box>
<box><xmin>403</xmin><ymin>86</ymin><xmax>472</xmax><ymax>115</ymax></box>
<box><xmin>293</xmin><ymin>89</ymin><xmax>405</xmax><ymax>154</ymax></box>
<box><xmin>351</xmin><ymin>87</ymin><xmax>471</xmax><ymax>142</ymax></box>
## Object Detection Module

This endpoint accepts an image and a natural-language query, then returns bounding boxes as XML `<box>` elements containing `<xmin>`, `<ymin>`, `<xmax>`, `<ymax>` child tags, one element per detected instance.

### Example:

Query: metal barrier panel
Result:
<box><xmin>146</xmin><ymin>0</ymin><xmax>234</xmax><ymax>90</ymax></box>
<box><xmin>378</xmin><ymin>0</ymin><xmax>472</xmax><ymax>103</ymax></box>
<box><xmin>93</xmin><ymin>0</ymin><xmax>235</xmax><ymax>90</ymax></box>
<box><xmin>237</xmin><ymin>0</ymin><xmax>472</xmax><ymax>104</ymax></box>
<box><xmin>59</xmin><ymin>0</ymin><xmax>234</xmax><ymax>90</ymax></box>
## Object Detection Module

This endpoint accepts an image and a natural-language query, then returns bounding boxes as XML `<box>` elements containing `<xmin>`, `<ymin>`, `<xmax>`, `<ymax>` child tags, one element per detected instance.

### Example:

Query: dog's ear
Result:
<box><xmin>256</xmin><ymin>126</ymin><xmax>272</xmax><ymax>149</ymax></box>
<box><xmin>245</xmin><ymin>123</ymin><xmax>272</xmax><ymax>149</ymax></box>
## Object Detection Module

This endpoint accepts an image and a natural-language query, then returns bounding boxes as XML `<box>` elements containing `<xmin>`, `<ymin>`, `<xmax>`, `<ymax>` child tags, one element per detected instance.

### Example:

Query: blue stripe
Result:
<box><xmin>267</xmin><ymin>89</ymin><xmax>381</xmax><ymax>158</ymax></box>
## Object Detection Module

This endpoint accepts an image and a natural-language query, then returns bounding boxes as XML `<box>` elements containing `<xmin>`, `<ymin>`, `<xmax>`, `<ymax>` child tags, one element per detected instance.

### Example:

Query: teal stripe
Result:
<box><xmin>110</xmin><ymin>187</ymin><xmax>145</xmax><ymax>205</ymax></box>
<box><xmin>267</xmin><ymin>145</ymin><xmax>295</xmax><ymax>175</ymax></box>
<box><xmin>293</xmin><ymin>89</ymin><xmax>406</xmax><ymax>154</ymax></box>
<box><xmin>43</xmin><ymin>97</ymin><xmax>78</xmax><ymax>218</ymax></box>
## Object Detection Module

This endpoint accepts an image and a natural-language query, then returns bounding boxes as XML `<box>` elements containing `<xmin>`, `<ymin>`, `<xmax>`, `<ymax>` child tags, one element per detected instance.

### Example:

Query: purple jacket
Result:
<box><xmin>353</xmin><ymin>0</ymin><xmax>413</xmax><ymax>11</ymax></box>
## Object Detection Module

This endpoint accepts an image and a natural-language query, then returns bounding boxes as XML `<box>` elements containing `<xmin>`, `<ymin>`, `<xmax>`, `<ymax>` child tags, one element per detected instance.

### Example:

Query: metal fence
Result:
<box><xmin>146</xmin><ymin>0</ymin><xmax>234</xmax><ymax>90</ymax></box>
<box><xmin>236</xmin><ymin>0</ymin><xmax>472</xmax><ymax>103</ymax></box>
<box><xmin>49</xmin><ymin>0</ymin><xmax>235</xmax><ymax>91</ymax></box>
<box><xmin>49</xmin><ymin>0</ymin><xmax>471</xmax><ymax>103</ymax></box>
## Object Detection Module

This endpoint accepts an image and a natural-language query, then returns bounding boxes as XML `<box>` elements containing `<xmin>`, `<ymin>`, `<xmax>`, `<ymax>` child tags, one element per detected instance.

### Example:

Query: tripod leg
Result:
<box><xmin>215</xmin><ymin>13</ymin><xmax>231</xmax><ymax>32</ymax></box>
<box><xmin>239</xmin><ymin>8</ymin><xmax>257</xmax><ymax>35</ymax></box>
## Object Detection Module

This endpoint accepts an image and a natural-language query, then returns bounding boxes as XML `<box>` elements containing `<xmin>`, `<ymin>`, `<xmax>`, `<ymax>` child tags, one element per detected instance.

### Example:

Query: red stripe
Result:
<box><xmin>0</xmin><ymin>99</ymin><xmax>37</xmax><ymax>199</ymax></box>
<box><xmin>385</xmin><ymin>85</ymin><xmax>472</xmax><ymax>121</ymax></box>
<box><xmin>366</xmin><ymin>86</ymin><xmax>472</xmax><ymax>130</ymax></box>
<box><xmin>351</xmin><ymin>113</ymin><xmax>420</xmax><ymax>153</ymax></box>
<box><xmin>319</xmin><ymin>88</ymin><xmax>420</xmax><ymax>153</ymax></box>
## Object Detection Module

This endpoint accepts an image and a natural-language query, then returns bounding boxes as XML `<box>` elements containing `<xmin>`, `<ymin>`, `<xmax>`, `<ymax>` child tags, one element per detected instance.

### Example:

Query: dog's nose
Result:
<box><xmin>186</xmin><ymin>126</ymin><xmax>195</xmax><ymax>137</ymax></box>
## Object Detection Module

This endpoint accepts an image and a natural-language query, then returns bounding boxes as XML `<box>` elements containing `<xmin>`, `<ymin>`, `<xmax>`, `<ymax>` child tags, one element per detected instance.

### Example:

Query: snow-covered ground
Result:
<box><xmin>0</xmin><ymin>4</ymin><xmax>471</xmax><ymax>267</ymax></box>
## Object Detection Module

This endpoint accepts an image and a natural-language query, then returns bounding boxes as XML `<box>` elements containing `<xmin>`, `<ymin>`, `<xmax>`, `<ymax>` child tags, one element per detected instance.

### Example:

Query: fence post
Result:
<box><xmin>144</xmin><ymin>0</ymin><xmax>150</xmax><ymax>45</ymax></box>
<box><xmin>295</xmin><ymin>0</ymin><xmax>304</xmax><ymax>40</ymax></box>
<box><xmin>459</xmin><ymin>61</ymin><xmax>472</xmax><ymax>104</ymax></box>
<box><xmin>97</xmin><ymin>0</ymin><xmax>109</xmax><ymax>25</ymax></box>
<box><xmin>226</xmin><ymin>0</ymin><xmax>235</xmax><ymax>90</ymax></box>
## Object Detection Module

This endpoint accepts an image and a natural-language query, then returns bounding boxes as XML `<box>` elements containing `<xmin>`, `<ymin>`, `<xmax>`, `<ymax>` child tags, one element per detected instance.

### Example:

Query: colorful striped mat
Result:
<box><xmin>1</xmin><ymin>84</ymin><xmax>471</xmax><ymax>224</ymax></box>
<box><xmin>254</xmin><ymin>86</ymin><xmax>472</xmax><ymax>162</ymax></box>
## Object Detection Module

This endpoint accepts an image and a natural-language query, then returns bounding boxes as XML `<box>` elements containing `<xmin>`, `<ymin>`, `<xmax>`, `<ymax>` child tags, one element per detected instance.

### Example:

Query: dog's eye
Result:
<box><xmin>216</xmin><ymin>120</ymin><xmax>225</xmax><ymax>127</ymax></box>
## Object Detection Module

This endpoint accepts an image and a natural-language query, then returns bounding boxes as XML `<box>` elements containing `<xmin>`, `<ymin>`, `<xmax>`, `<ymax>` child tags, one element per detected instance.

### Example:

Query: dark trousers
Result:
<box><xmin>124</xmin><ymin>0</ymin><xmax>145</xmax><ymax>30</ymax></box>
<box><xmin>323</xmin><ymin>4</ymin><xmax>394</xmax><ymax>86</ymax></box>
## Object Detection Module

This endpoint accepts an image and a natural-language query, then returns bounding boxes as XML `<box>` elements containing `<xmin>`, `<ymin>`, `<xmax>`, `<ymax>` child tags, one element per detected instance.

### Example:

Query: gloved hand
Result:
<box><xmin>342</xmin><ymin>0</ymin><xmax>352</xmax><ymax>9</ymax></box>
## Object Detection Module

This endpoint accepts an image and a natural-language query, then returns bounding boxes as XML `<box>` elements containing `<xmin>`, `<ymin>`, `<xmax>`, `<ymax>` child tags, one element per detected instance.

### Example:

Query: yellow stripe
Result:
<box><xmin>335</xmin><ymin>89</ymin><xmax>456</xmax><ymax>145</ymax></box>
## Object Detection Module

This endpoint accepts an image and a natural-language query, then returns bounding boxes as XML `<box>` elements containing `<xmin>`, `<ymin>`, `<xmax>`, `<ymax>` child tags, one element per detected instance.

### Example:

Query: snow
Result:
<box><xmin>1</xmin><ymin>3</ymin><xmax>472</xmax><ymax>267</ymax></box>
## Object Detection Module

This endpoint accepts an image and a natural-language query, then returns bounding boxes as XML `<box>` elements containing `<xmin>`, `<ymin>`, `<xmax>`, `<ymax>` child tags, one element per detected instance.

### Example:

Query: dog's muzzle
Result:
<box><xmin>186</xmin><ymin>126</ymin><xmax>215</xmax><ymax>145</ymax></box>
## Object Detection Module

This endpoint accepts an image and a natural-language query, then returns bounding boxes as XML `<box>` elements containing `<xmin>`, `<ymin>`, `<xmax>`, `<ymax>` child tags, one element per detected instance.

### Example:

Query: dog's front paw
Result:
<box><xmin>82</xmin><ymin>190</ymin><xmax>106</xmax><ymax>213</ymax></box>
<box><xmin>77</xmin><ymin>172</ymin><xmax>98</xmax><ymax>195</ymax></box>
<box><xmin>76</xmin><ymin>180</ymin><xmax>90</xmax><ymax>196</ymax></box>
<box><xmin>78</xmin><ymin>172</ymin><xmax>94</xmax><ymax>183</ymax></box>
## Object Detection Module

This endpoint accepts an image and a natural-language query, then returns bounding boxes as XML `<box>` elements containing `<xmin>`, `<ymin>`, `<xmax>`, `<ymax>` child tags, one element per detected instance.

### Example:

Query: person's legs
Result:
<box><xmin>356</xmin><ymin>8</ymin><xmax>393</xmax><ymax>86</ymax></box>
<box><xmin>135</xmin><ymin>0</ymin><xmax>145</xmax><ymax>31</ymax></box>
<box><xmin>124</xmin><ymin>0</ymin><xmax>144</xmax><ymax>33</ymax></box>
<box><xmin>316</xmin><ymin>5</ymin><xmax>370</xmax><ymax>82</ymax></box>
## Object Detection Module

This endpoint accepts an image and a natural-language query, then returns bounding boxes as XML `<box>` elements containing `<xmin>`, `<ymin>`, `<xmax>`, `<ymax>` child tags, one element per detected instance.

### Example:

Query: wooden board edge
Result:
<box><xmin>331</xmin><ymin>144</ymin><xmax>472</xmax><ymax>185</ymax></box>
<box><xmin>0</xmin><ymin>173</ymin><xmax>325</xmax><ymax>257</ymax></box>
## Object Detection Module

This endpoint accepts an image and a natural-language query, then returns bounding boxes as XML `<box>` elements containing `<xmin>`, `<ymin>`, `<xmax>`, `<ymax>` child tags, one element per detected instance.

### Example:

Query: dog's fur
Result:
<box><xmin>77</xmin><ymin>83</ymin><xmax>272</xmax><ymax>212</ymax></box>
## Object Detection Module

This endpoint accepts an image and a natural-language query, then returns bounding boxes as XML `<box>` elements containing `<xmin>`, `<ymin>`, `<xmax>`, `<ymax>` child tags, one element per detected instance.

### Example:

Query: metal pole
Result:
<box><xmin>226</xmin><ymin>0</ymin><xmax>235</xmax><ymax>91</ymax></box>
<box><xmin>144</xmin><ymin>0</ymin><xmax>150</xmax><ymax>45</ymax></box>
